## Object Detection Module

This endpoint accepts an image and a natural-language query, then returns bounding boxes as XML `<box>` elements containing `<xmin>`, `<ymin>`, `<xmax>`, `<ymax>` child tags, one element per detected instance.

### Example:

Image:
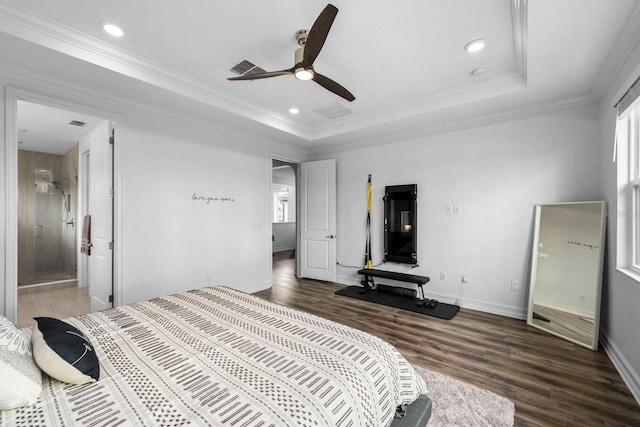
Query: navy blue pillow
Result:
<box><xmin>32</xmin><ymin>317</ymin><xmax>100</xmax><ymax>384</ymax></box>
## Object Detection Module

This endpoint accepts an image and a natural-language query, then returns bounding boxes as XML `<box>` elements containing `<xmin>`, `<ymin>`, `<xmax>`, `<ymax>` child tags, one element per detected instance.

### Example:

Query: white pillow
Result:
<box><xmin>0</xmin><ymin>314</ymin><xmax>42</xmax><ymax>410</ymax></box>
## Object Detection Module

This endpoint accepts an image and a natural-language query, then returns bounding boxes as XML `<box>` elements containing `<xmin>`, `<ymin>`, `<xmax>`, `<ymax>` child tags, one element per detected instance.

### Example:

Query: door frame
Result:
<box><xmin>270</xmin><ymin>154</ymin><xmax>303</xmax><ymax>282</ymax></box>
<box><xmin>79</xmin><ymin>149</ymin><xmax>90</xmax><ymax>289</ymax></box>
<box><xmin>4</xmin><ymin>87</ymin><xmax>123</xmax><ymax>322</ymax></box>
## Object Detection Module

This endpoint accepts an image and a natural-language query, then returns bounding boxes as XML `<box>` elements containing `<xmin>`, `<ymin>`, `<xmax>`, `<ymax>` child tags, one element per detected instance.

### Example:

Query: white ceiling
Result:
<box><xmin>1</xmin><ymin>0</ymin><xmax>639</xmax><ymax>153</ymax></box>
<box><xmin>17</xmin><ymin>101</ymin><xmax>104</xmax><ymax>155</ymax></box>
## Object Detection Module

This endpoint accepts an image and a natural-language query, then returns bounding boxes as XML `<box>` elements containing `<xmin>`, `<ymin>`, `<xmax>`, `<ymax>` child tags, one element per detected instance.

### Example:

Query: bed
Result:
<box><xmin>1</xmin><ymin>286</ymin><xmax>430</xmax><ymax>426</ymax></box>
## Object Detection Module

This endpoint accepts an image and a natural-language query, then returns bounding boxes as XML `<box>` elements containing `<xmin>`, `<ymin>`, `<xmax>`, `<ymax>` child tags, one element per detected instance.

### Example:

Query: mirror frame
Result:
<box><xmin>383</xmin><ymin>184</ymin><xmax>418</xmax><ymax>264</ymax></box>
<box><xmin>526</xmin><ymin>201</ymin><xmax>606</xmax><ymax>350</ymax></box>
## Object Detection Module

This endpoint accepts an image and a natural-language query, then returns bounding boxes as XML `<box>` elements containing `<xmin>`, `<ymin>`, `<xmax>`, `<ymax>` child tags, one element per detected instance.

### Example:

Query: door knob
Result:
<box><xmin>326</xmin><ymin>234</ymin><xmax>335</xmax><ymax>239</ymax></box>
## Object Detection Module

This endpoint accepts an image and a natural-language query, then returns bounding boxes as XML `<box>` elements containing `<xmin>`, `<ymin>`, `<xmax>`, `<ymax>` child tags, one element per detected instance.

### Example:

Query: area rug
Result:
<box><xmin>413</xmin><ymin>365</ymin><xmax>515</xmax><ymax>427</ymax></box>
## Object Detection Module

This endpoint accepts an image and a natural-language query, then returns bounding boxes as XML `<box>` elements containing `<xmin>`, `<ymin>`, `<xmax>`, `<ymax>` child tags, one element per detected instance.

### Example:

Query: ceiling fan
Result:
<box><xmin>228</xmin><ymin>4</ymin><xmax>355</xmax><ymax>102</ymax></box>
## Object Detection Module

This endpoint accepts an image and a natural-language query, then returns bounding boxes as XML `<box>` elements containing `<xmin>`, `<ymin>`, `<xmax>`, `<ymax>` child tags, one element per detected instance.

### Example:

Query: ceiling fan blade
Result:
<box><xmin>301</xmin><ymin>4</ymin><xmax>338</xmax><ymax>67</ymax></box>
<box><xmin>312</xmin><ymin>72</ymin><xmax>355</xmax><ymax>102</ymax></box>
<box><xmin>228</xmin><ymin>69</ymin><xmax>294</xmax><ymax>81</ymax></box>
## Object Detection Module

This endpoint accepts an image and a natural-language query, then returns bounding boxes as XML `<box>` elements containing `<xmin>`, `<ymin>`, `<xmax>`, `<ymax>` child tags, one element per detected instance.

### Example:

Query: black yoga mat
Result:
<box><xmin>335</xmin><ymin>286</ymin><xmax>460</xmax><ymax>320</ymax></box>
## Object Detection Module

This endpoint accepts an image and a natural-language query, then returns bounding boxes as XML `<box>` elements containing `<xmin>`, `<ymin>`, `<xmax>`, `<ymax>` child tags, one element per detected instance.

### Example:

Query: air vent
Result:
<box><xmin>230</xmin><ymin>59</ymin><xmax>266</xmax><ymax>77</ymax></box>
<box><xmin>244</xmin><ymin>66</ymin><xmax>267</xmax><ymax>76</ymax></box>
<box><xmin>68</xmin><ymin>120</ymin><xmax>86</xmax><ymax>127</ymax></box>
<box><xmin>313</xmin><ymin>102</ymin><xmax>354</xmax><ymax>119</ymax></box>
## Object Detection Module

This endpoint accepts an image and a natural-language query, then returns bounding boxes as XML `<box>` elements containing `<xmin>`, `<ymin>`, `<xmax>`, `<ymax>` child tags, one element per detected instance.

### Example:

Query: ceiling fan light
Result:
<box><xmin>294</xmin><ymin>68</ymin><xmax>314</xmax><ymax>81</ymax></box>
<box><xmin>464</xmin><ymin>39</ymin><xmax>485</xmax><ymax>53</ymax></box>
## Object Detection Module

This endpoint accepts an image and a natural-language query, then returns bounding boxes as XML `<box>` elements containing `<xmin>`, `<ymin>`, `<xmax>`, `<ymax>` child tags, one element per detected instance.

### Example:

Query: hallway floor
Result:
<box><xmin>17</xmin><ymin>286</ymin><xmax>90</xmax><ymax>328</ymax></box>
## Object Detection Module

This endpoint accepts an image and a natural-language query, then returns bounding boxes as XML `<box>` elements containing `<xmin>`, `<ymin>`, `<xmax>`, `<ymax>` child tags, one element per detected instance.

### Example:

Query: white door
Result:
<box><xmin>299</xmin><ymin>159</ymin><xmax>336</xmax><ymax>281</ymax></box>
<box><xmin>79</xmin><ymin>121</ymin><xmax>113</xmax><ymax>312</ymax></box>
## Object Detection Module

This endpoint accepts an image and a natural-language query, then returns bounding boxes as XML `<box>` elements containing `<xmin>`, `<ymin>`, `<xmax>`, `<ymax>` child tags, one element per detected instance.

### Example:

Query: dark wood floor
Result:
<box><xmin>257</xmin><ymin>251</ymin><xmax>640</xmax><ymax>426</ymax></box>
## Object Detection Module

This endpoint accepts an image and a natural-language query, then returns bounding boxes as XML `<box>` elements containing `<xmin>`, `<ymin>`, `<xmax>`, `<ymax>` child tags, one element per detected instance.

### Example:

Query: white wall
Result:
<box><xmin>315</xmin><ymin>103</ymin><xmax>601</xmax><ymax>318</ymax></box>
<box><xmin>597</xmin><ymin>30</ymin><xmax>640</xmax><ymax>402</ymax></box>
<box><xmin>118</xmin><ymin>111</ymin><xmax>274</xmax><ymax>303</ymax></box>
<box><xmin>0</xmin><ymin>70</ymin><xmax>304</xmax><ymax>318</ymax></box>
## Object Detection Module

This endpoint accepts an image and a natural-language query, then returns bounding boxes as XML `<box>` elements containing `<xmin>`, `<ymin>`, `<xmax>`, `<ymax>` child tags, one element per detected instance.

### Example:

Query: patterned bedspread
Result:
<box><xmin>2</xmin><ymin>286</ymin><xmax>427</xmax><ymax>426</ymax></box>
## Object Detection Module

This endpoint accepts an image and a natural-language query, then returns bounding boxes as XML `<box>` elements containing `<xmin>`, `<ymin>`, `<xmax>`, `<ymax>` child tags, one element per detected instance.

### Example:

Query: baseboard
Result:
<box><xmin>241</xmin><ymin>281</ymin><xmax>271</xmax><ymax>294</ymax></box>
<box><xmin>457</xmin><ymin>298</ymin><xmax>527</xmax><ymax>320</ymax></box>
<box><xmin>600</xmin><ymin>330</ymin><xmax>640</xmax><ymax>406</ymax></box>
<box><xmin>334</xmin><ymin>273</ymin><xmax>527</xmax><ymax>320</ymax></box>
<box><xmin>335</xmin><ymin>272</ymin><xmax>361</xmax><ymax>288</ymax></box>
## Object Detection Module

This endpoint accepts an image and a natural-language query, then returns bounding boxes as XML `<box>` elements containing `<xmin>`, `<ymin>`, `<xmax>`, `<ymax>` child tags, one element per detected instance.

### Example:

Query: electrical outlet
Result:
<box><xmin>511</xmin><ymin>280</ymin><xmax>520</xmax><ymax>291</ymax></box>
<box><xmin>445</xmin><ymin>205</ymin><xmax>453</xmax><ymax>214</ymax></box>
<box><xmin>440</xmin><ymin>272</ymin><xmax>447</xmax><ymax>280</ymax></box>
<box><xmin>453</xmin><ymin>205</ymin><xmax>462</xmax><ymax>214</ymax></box>
<box><xmin>206</xmin><ymin>273</ymin><xmax>213</xmax><ymax>284</ymax></box>
<box><xmin>462</xmin><ymin>274</ymin><xmax>469</xmax><ymax>283</ymax></box>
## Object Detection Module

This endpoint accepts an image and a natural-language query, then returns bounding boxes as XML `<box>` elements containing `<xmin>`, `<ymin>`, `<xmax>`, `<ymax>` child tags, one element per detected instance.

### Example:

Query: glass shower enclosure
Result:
<box><xmin>18</xmin><ymin>149</ymin><xmax>78</xmax><ymax>289</ymax></box>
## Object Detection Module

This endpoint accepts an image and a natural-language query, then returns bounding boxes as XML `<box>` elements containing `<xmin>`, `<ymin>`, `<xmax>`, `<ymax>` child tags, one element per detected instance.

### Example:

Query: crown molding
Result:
<box><xmin>0</xmin><ymin>0</ymin><xmax>313</xmax><ymax>140</ymax></box>
<box><xmin>0</xmin><ymin>62</ymin><xmax>309</xmax><ymax>157</ymax></box>
<box><xmin>309</xmin><ymin>95</ymin><xmax>597</xmax><ymax>156</ymax></box>
<box><xmin>305</xmin><ymin>0</ymin><xmax>528</xmax><ymax>141</ymax></box>
<box><xmin>591</xmin><ymin>1</ymin><xmax>640</xmax><ymax>104</ymax></box>
<box><xmin>308</xmin><ymin>70</ymin><xmax>526</xmax><ymax>141</ymax></box>
<box><xmin>512</xmin><ymin>0</ymin><xmax>528</xmax><ymax>81</ymax></box>
<box><xmin>0</xmin><ymin>0</ymin><xmax>529</xmax><ymax>143</ymax></box>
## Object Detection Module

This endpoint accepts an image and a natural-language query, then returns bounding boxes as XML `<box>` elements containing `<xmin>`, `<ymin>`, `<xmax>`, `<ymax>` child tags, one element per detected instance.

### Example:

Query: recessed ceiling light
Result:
<box><xmin>464</xmin><ymin>39</ymin><xmax>485</xmax><ymax>53</ymax></box>
<box><xmin>102</xmin><ymin>22</ymin><xmax>124</xmax><ymax>37</ymax></box>
<box><xmin>289</xmin><ymin>108</ymin><xmax>300</xmax><ymax>115</ymax></box>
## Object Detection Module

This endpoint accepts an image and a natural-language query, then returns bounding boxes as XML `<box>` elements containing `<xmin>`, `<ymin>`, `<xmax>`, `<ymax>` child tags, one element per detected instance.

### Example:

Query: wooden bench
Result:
<box><xmin>357</xmin><ymin>268</ymin><xmax>432</xmax><ymax>306</ymax></box>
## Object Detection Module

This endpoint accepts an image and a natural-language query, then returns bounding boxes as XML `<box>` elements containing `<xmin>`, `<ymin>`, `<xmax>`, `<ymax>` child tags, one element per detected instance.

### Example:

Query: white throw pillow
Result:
<box><xmin>0</xmin><ymin>314</ymin><xmax>42</xmax><ymax>410</ymax></box>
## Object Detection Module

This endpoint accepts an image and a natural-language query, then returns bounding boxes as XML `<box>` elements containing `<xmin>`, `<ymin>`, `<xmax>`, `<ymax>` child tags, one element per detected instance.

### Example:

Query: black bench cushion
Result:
<box><xmin>357</xmin><ymin>268</ymin><xmax>430</xmax><ymax>285</ymax></box>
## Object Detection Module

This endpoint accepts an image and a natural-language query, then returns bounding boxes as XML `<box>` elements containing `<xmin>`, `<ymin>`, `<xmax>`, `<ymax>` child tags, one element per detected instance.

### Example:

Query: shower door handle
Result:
<box><xmin>35</xmin><ymin>225</ymin><xmax>44</xmax><ymax>238</ymax></box>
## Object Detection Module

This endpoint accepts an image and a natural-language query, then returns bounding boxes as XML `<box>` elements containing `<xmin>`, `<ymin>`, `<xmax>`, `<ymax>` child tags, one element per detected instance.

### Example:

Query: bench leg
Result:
<box><xmin>416</xmin><ymin>284</ymin><xmax>427</xmax><ymax>306</ymax></box>
<box><xmin>359</xmin><ymin>275</ymin><xmax>375</xmax><ymax>293</ymax></box>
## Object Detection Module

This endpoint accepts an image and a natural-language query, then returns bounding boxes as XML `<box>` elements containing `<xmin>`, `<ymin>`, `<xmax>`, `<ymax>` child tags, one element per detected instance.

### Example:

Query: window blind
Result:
<box><xmin>617</xmin><ymin>74</ymin><xmax>640</xmax><ymax>116</ymax></box>
<box><xmin>614</xmin><ymin>74</ymin><xmax>640</xmax><ymax>161</ymax></box>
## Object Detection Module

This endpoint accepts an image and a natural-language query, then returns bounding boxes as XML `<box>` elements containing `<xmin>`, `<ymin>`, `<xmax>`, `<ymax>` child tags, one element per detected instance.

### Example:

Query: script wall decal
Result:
<box><xmin>192</xmin><ymin>193</ymin><xmax>236</xmax><ymax>204</ymax></box>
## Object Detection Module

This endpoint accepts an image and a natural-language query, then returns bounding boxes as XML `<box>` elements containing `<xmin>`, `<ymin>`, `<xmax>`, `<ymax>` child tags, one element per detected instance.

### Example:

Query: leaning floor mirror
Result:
<box><xmin>527</xmin><ymin>201</ymin><xmax>606</xmax><ymax>350</ymax></box>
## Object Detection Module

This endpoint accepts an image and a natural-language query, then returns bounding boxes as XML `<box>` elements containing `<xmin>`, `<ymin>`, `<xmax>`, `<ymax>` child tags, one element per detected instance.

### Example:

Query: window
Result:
<box><xmin>274</xmin><ymin>189</ymin><xmax>289</xmax><ymax>223</ymax></box>
<box><xmin>616</xmin><ymin>77</ymin><xmax>640</xmax><ymax>274</ymax></box>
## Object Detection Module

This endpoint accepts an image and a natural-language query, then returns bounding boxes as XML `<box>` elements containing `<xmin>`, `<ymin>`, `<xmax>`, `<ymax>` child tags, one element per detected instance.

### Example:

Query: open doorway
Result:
<box><xmin>15</xmin><ymin>100</ymin><xmax>112</xmax><ymax>327</ymax></box>
<box><xmin>272</xmin><ymin>159</ymin><xmax>297</xmax><ymax>282</ymax></box>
